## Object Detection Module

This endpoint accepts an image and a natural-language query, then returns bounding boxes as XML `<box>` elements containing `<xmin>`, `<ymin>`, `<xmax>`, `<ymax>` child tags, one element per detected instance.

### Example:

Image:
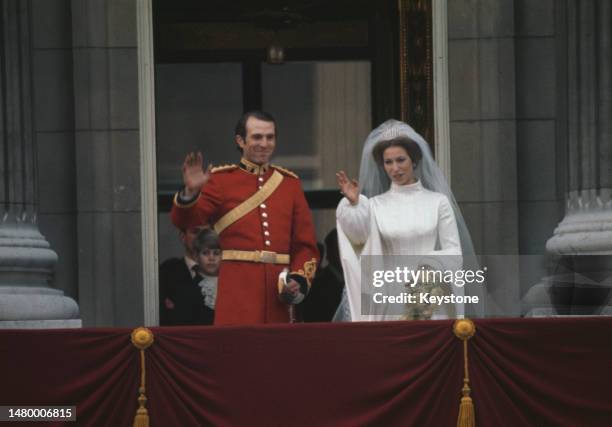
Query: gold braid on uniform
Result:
<box><xmin>291</xmin><ymin>258</ymin><xmax>317</xmax><ymax>288</ymax></box>
<box><xmin>211</xmin><ymin>164</ymin><xmax>238</xmax><ymax>174</ymax></box>
<box><xmin>271</xmin><ymin>164</ymin><xmax>298</xmax><ymax>179</ymax></box>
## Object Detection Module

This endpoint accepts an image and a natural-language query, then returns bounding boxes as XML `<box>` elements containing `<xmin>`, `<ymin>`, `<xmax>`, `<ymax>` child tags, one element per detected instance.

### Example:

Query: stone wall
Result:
<box><xmin>32</xmin><ymin>0</ymin><xmax>78</xmax><ymax>301</ymax></box>
<box><xmin>447</xmin><ymin>0</ymin><xmax>520</xmax><ymax>315</ymax></box>
<box><xmin>71</xmin><ymin>0</ymin><xmax>143</xmax><ymax>326</ymax></box>
<box><xmin>514</xmin><ymin>0</ymin><xmax>566</xmax><ymax>298</ymax></box>
<box><xmin>32</xmin><ymin>0</ymin><xmax>143</xmax><ymax>326</ymax></box>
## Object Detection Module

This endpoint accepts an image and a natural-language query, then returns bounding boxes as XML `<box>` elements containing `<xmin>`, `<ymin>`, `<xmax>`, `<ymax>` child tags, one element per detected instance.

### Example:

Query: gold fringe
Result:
<box><xmin>457</xmin><ymin>382</ymin><xmax>475</xmax><ymax>427</ymax></box>
<box><xmin>133</xmin><ymin>385</ymin><xmax>149</xmax><ymax>427</ymax></box>
<box><xmin>453</xmin><ymin>319</ymin><xmax>476</xmax><ymax>427</ymax></box>
<box><xmin>131</xmin><ymin>328</ymin><xmax>154</xmax><ymax>427</ymax></box>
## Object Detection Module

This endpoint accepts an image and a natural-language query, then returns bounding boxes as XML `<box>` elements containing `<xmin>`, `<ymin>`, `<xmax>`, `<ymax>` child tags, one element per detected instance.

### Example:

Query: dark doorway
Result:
<box><xmin>153</xmin><ymin>0</ymin><xmax>404</xmax><ymax>211</ymax></box>
<box><xmin>152</xmin><ymin>0</ymin><xmax>433</xmax><ymax>260</ymax></box>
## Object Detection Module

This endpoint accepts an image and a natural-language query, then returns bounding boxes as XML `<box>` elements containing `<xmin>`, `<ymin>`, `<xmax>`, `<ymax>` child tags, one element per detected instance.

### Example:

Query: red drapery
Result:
<box><xmin>1</xmin><ymin>318</ymin><xmax>611</xmax><ymax>426</ymax></box>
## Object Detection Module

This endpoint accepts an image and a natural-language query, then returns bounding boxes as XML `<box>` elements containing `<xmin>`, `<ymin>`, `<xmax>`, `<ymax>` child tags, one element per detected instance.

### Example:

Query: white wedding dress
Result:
<box><xmin>336</xmin><ymin>180</ymin><xmax>464</xmax><ymax>321</ymax></box>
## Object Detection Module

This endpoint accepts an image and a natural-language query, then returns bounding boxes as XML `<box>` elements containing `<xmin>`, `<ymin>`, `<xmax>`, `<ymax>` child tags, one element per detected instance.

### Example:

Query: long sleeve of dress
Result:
<box><xmin>418</xmin><ymin>195</ymin><xmax>463</xmax><ymax>274</ymax></box>
<box><xmin>434</xmin><ymin>195</ymin><xmax>462</xmax><ymax>256</ymax></box>
<box><xmin>336</xmin><ymin>194</ymin><xmax>371</xmax><ymax>246</ymax></box>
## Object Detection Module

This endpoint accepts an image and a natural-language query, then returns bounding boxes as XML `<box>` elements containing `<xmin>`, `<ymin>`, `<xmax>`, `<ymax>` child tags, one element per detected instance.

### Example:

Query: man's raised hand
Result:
<box><xmin>182</xmin><ymin>152</ymin><xmax>211</xmax><ymax>198</ymax></box>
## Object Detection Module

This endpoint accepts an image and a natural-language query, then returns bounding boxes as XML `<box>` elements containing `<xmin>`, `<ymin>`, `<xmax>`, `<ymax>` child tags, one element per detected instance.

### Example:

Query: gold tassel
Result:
<box><xmin>133</xmin><ymin>387</ymin><xmax>149</xmax><ymax>427</ymax></box>
<box><xmin>457</xmin><ymin>382</ymin><xmax>475</xmax><ymax>427</ymax></box>
<box><xmin>131</xmin><ymin>327</ymin><xmax>154</xmax><ymax>427</ymax></box>
<box><xmin>453</xmin><ymin>319</ymin><xmax>476</xmax><ymax>427</ymax></box>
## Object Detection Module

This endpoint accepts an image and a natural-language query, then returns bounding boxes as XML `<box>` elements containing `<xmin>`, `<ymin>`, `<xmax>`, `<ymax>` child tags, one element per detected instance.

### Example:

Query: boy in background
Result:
<box><xmin>192</xmin><ymin>228</ymin><xmax>221</xmax><ymax>325</ymax></box>
<box><xmin>160</xmin><ymin>227</ymin><xmax>220</xmax><ymax>325</ymax></box>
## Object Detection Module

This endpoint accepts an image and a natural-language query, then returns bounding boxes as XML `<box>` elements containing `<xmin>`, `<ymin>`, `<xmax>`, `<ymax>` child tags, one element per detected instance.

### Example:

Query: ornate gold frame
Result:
<box><xmin>398</xmin><ymin>0</ymin><xmax>434</xmax><ymax>150</ymax></box>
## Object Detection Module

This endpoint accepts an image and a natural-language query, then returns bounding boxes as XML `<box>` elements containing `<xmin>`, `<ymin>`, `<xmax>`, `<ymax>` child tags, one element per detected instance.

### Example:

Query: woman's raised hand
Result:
<box><xmin>182</xmin><ymin>152</ymin><xmax>212</xmax><ymax>198</ymax></box>
<box><xmin>336</xmin><ymin>171</ymin><xmax>360</xmax><ymax>205</ymax></box>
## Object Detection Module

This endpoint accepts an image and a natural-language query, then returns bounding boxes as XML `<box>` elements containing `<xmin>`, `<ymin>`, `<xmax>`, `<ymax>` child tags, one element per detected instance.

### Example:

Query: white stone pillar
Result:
<box><xmin>0</xmin><ymin>0</ymin><xmax>79</xmax><ymax>328</ymax></box>
<box><xmin>546</xmin><ymin>0</ymin><xmax>612</xmax><ymax>255</ymax></box>
<box><xmin>525</xmin><ymin>0</ymin><xmax>612</xmax><ymax>316</ymax></box>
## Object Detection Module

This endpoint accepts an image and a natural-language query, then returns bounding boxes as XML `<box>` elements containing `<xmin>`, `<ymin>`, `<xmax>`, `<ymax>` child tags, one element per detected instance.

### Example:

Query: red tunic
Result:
<box><xmin>171</xmin><ymin>163</ymin><xmax>319</xmax><ymax>325</ymax></box>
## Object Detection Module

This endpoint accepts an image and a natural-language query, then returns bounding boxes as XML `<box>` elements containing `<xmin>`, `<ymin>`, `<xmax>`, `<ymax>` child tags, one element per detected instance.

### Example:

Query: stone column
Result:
<box><xmin>525</xmin><ymin>0</ymin><xmax>612</xmax><ymax>316</ymax></box>
<box><xmin>547</xmin><ymin>0</ymin><xmax>612</xmax><ymax>255</ymax></box>
<box><xmin>0</xmin><ymin>0</ymin><xmax>79</xmax><ymax>328</ymax></box>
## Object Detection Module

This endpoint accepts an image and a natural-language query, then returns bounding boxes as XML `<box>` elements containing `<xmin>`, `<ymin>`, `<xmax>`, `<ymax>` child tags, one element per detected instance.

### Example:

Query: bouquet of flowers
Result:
<box><xmin>402</xmin><ymin>265</ymin><xmax>447</xmax><ymax>320</ymax></box>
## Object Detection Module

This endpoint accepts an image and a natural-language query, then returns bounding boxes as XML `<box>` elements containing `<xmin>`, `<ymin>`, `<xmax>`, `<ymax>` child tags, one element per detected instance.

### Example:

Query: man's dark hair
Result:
<box><xmin>372</xmin><ymin>136</ymin><xmax>423</xmax><ymax>167</ymax></box>
<box><xmin>234</xmin><ymin>110</ymin><xmax>277</xmax><ymax>140</ymax></box>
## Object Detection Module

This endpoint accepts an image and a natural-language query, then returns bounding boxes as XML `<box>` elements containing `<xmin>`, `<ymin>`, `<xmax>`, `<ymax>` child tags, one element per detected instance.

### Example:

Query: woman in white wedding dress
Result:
<box><xmin>334</xmin><ymin>120</ymin><xmax>483</xmax><ymax>321</ymax></box>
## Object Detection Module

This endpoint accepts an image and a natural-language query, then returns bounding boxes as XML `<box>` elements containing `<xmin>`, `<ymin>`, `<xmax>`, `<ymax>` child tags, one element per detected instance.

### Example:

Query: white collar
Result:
<box><xmin>390</xmin><ymin>179</ymin><xmax>423</xmax><ymax>193</ymax></box>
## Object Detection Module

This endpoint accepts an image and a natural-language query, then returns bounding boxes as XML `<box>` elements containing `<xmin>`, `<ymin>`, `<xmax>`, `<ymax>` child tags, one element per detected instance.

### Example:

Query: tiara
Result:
<box><xmin>380</xmin><ymin>120</ymin><xmax>410</xmax><ymax>140</ymax></box>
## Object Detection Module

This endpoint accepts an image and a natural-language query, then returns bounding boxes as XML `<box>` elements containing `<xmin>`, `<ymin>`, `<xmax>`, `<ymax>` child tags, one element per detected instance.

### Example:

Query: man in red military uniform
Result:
<box><xmin>171</xmin><ymin>111</ymin><xmax>319</xmax><ymax>325</ymax></box>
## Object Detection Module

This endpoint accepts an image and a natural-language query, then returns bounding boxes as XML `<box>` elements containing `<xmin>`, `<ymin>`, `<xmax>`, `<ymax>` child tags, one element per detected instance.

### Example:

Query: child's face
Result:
<box><xmin>181</xmin><ymin>226</ymin><xmax>207</xmax><ymax>258</ymax></box>
<box><xmin>197</xmin><ymin>248</ymin><xmax>221</xmax><ymax>276</ymax></box>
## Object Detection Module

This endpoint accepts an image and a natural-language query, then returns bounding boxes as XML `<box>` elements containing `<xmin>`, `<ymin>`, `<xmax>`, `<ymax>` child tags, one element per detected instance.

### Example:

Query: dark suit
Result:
<box><xmin>302</xmin><ymin>264</ymin><xmax>345</xmax><ymax>322</ymax></box>
<box><xmin>159</xmin><ymin>258</ymin><xmax>214</xmax><ymax>326</ymax></box>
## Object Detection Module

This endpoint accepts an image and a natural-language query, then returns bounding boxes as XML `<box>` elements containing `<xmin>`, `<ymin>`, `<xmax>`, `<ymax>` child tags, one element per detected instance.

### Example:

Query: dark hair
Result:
<box><xmin>372</xmin><ymin>136</ymin><xmax>423</xmax><ymax>167</ymax></box>
<box><xmin>193</xmin><ymin>228</ymin><xmax>220</xmax><ymax>254</ymax></box>
<box><xmin>234</xmin><ymin>110</ymin><xmax>277</xmax><ymax>140</ymax></box>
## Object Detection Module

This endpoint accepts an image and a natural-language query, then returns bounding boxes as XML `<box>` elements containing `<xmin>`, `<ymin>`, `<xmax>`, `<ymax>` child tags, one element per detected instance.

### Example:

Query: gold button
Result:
<box><xmin>260</xmin><ymin>203</ymin><xmax>267</xmax><ymax>209</ymax></box>
<box><xmin>264</xmin><ymin>231</ymin><xmax>270</xmax><ymax>236</ymax></box>
<box><xmin>258</xmin><ymin>186</ymin><xmax>263</xmax><ymax>190</ymax></box>
<box><xmin>262</xmin><ymin>212</ymin><xmax>268</xmax><ymax>218</ymax></box>
<box><xmin>263</xmin><ymin>222</ymin><xmax>269</xmax><ymax>227</ymax></box>
<box><xmin>265</xmin><ymin>240</ymin><xmax>271</xmax><ymax>246</ymax></box>
<box><xmin>258</xmin><ymin>177</ymin><xmax>264</xmax><ymax>182</ymax></box>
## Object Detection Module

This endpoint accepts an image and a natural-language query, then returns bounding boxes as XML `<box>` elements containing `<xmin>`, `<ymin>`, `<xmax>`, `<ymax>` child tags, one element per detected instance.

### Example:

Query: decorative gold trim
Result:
<box><xmin>453</xmin><ymin>318</ymin><xmax>476</xmax><ymax>340</ymax></box>
<box><xmin>453</xmin><ymin>319</ymin><xmax>476</xmax><ymax>427</ymax></box>
<box><xmin>288</xmin><ymin>258</ymin><xmax>317</xmax><ymax>288</ymax></box>
<box><xmin>211</xmin><ymin>164</ymin><xmax>238</xmax><ymax>173</ymax></box>
<box><xmin>131</xmin><ymin>327</ymin><xmax>154</xmax><ymax>349</ymax></box>
<box><xmin>398</xmin><ymin>0</ymin><xmax>408</xmax><ymax>122</ymax></box>
<box><xmin>131</xmin><ymin>327</ymin><xmax>154</xmax><ymax>427</ymax></box>
<box><xmin>222</xmin><ymin>249</ymin><xmax>290</xmax><ymax>264</ymax></box>
<box><xmin>173</xmin><ymin>191</ymin><xmax>199</xmax><ymax>209</ymax></box>
<box><xmin>240</xmin><ymin>157</ymin><xmax>269</xmax><ymax>175</ymax></box>
<box><xmin>303</xmin><ymin>258</ymin><xmax>317</xmax><ymax>283</ymax></box>
<box><xmin>398</xmin><ymin>0</ymin><xmax>435</xmax><ymax>147</ymax></box>
<box><xmin>213</xmin><ymin>170</ymin><xmax>284</xmax><ymax>234</ymax></box>
<box><xmin>271</xmin><ymin>164</ymin><xmax>298</xmax><ymax>179</ymax></box>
